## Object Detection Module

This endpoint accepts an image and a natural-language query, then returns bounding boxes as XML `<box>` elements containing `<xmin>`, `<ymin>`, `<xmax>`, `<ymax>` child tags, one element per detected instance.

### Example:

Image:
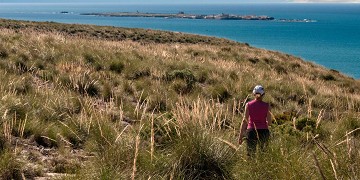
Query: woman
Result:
<box><xmin>238</xmin><ymin>85</ymin><xmax>272</xmax><ymax>157</ymax></box>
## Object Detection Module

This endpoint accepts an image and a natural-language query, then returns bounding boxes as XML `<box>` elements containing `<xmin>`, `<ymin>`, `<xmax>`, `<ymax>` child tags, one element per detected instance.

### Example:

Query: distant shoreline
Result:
<box><xmin>80</xmin><ymin>12</ymin><xmax>317</xmax><ymax>23</ymax></box>
<box><xmin>81</xmin><ymin>12</ymin><xmax>275</xmax><ymax>21</ymax></box>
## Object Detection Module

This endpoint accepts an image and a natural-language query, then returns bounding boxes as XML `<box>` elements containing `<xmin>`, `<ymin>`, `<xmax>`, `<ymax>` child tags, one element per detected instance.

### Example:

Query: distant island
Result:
<box><xmin>81</xmin><ymin>11</ymin><xmax>275</xmax><ymax>21</ymax></box>
<box><xmin>80</xmin><ymin>12</ymin><xmax>317</xmax><ymax>22</ymax></box>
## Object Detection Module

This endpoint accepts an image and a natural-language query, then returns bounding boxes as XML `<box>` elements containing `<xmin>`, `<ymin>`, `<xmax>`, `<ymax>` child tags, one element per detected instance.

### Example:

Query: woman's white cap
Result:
<box><xmin>253</xmin><ymin>85</ymin><xmax>265</xmax><ymax>95</ymax></box>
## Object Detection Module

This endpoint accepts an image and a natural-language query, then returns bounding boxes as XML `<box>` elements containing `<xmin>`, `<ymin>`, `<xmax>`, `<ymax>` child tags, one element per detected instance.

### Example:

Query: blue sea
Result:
<box><xmin>1</xmin><ymin>3</ymin><xmax>359</xmax><ymax>79</ymax></box>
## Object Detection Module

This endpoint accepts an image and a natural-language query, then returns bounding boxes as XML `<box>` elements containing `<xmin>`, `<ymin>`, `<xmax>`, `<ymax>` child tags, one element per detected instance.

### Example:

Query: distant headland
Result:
<box><xmin>80</xmin><ymin>12</ymin><xmax>317</xmax><ymax>22</ymax></box>
<box><xmin>81</xmin><ymin>11</ymin><xmax>275</xmax><ymax>21</ymax></box>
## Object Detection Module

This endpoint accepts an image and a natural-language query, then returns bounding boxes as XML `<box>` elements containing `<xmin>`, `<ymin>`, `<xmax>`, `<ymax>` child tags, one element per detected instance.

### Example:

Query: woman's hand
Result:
<box><xmin>238</xmin><ymin>135</ymin><xmax>245</xmax><ymax>145</ymax></box>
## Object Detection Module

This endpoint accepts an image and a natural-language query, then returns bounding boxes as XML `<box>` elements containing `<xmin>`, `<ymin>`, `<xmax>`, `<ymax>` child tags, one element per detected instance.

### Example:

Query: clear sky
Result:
<box><xmin>1</xmin><ymin>0</ymin><xmax>359</xmax><ymax>3</ymax></box>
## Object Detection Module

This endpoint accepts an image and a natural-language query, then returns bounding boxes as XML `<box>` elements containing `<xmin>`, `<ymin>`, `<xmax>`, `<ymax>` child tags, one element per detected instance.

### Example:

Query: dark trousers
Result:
<box><xmin>246</xmin><ymin>129</ymin><xmax>270</xmax><ymax>157</ymax></box>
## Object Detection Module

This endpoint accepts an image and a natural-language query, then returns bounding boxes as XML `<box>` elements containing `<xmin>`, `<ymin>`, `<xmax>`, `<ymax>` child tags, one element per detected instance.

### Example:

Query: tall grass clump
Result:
<box><xmin>0</xmin><ymin>151</ymin><xmax>23</xmax><ymax>180</ymax></box>
<box><xmin>165</xmin><ymin>69</ymin><xmax>196</xmax><ymax>94</ymax></box>
<box><xmin>109</xmin><ymin>60</ymin><xmax>125</xmax><ymax>74</ymax></box>
<box><xmin>233</xmin><ymin>135</ymin><xmax>318</xmax><ymax>179</ymax></box>
<box><xmin>170</xmin><ymin>128</ymin><xmax>236</xmax><ymax>180</ymax></box>
<box><xmin>0</xmin><ymin>46</ymin><xmax>9</xmax><ymax>59</ymax></box>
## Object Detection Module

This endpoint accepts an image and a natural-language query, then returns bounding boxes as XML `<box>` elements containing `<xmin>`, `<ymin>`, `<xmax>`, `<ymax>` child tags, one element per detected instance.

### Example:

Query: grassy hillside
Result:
<box><xmin>0</xmin><ymin>19</ymin><xmax>360</xmax><ymax>179</ymax></box>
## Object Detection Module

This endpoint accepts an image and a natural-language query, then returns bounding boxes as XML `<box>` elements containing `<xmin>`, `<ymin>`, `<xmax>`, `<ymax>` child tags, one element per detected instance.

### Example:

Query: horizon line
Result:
<box><xmin>1</xmin><ymin>2</ymin><xmax>360</xmax><ymax>4</ymax></box>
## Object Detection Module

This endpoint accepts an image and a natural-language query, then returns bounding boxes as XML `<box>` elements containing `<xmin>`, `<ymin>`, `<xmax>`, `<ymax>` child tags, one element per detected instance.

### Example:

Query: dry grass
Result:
<box><xmin>0</xmin><ymin>19</ymin><xmax>360</xmax><ymax>179</ymax></box>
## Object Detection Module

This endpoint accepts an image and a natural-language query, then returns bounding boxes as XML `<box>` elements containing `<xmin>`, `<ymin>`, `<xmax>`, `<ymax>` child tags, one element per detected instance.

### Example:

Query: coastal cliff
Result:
<box><xmin>0</xmin><ymin>19</ymin><xmax>359</xmax><ymax>179</ymax></box>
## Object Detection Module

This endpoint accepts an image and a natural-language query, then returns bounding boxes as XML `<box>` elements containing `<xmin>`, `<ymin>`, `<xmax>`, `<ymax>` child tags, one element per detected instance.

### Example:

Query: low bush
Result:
<box><xmin>273</xmin><ymin>112</ymin><xmax>297</xmax><ymax>125</ymax></box>
<box><xmin>75</xmin><ymin>79</ymin><xmax>100</xmax><ymax>97</ymax></box>
<box><xmin>6</xmin><ymin>103</ymin><xmax>28</xmax><ymax>121</ymax></box>
<box><xmin>125</xmin><ymin>67</ymin><xmax>151</xmax><ymax>80</ymax></box>
<box><xmin>248</xmin><ymin>57</ymin><xmax>259</xmax><ymax>64</ymax></box>
<box><xmin>14</xmin><ymin>59</ymin><xmax>28</xmax><ymax>73</ymax></box>
<box><xmin>196</xmin><ymin>70</ymin><xmax>209</xmax><ymax>83</ymax></box>
<box><xmin>83</xmin><ymin>53</ymin><xmax>97</xmax><ymax>64</ymax></box>
<box><xmin>0</xmin><ymin>151</ymin><xmax>23</xmax><ymax>180</ymax></box>
<box><xmin>274</xmin><ymin>64</ymin><xmax>287</xmax><ymax>74</ymax></box>
<box><xmin>295</xmin><ymin>117</ymin><xmax>316</xmax><ymax>132</ymax></box>
<box><xmin>320</xmin><ymin>74</ymin><xmax>336</xmax><ymax>81</ymax></box>
<box><xmin>0</xmin><ymin>47</ymin><xmax>9</xmax><ymax>59</ymax></box>
<box><xmin>165</xmin><ymin>69</ymin><xmax>196</xmax><ymax>84</ymax></box>
<box><xmin>11</xmin><ymin>77</ymin><xmax>33</xmax><ymax>95</ymax></box>
<box><xmin>0</xmin><ymin>135</ymin><xmax>7</xmax><ymax>152</ymax></box>
<box><xmin>148</xmin><ymin>96</ymin><xmax>168</xmax><ymax>112</ymax></box>
<box><xmin>34</xmin><ymin>129</ymin><xmax>59</xmax><ymax>148</ymax></box>
<box><xmin>171</xmin><ymin>79</ymin><xmax>193</xmax><ymax>94</ymax></box>
<box><xmin>209</xmin><ymin>85</ymin><xmax>231</xmax><ymax>103</ymax></box>
<box><xmin>40</xmin><ymin>70</ymin><xmax>57</xmax><ymax>82</ymax></box>
<box><xmin>170</xmin><ymin>129</ymin><xmax>235</xmax><ymax>180</ymax></box>
<box><xmin>335</xmin><ymin>117</ymin><xmax>360</xmax><ymax>138</ymax></box>
<box><xmin>102</xmin><ymin>83</ymin><xmax>113</xmax><ymax>102</ymax></box>
<box><xmin>53</xmin><ymin>158</ymin><xmax>80</xmax><ymax>174</ymax></box>
<box><xmin>166</xmin><ymin>69</ymin><xmax>196</xmax><ymax>94</ymax></box>
<box><xmin>109</xmin><ymin>60</ymin><xmax>125</xmax><ymax>74</ymax></box>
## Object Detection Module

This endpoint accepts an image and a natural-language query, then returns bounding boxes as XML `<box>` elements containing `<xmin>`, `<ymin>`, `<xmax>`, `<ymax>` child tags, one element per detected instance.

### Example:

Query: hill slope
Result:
<box><xmin>0</xmin><ymin>19</ymin><xmax>359</xmax><ymax>179</ymax></box>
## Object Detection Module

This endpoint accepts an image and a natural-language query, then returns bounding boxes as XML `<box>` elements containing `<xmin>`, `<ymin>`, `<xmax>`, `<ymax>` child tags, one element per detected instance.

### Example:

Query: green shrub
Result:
<box><xmin>58</xmin><ymin>74</ymin><xmax>72</xmax><ymax>88</ymax></box>
<box><xmin>122</xmin><ymin>81</ymin><xmax>135</xmax><ymax>95</ymax></box>
<box><xmin>76</xmin><ymin>79</ymin><xmax>100</xmax><ymax>97</ymax></box>
<box><xmin>83</xmin><ymin>53</ymin><xmax>96</xmax><ymax>64</ymax></box>
<box><xmin>210</xmin><ymin>85</ymin><xmax>231</xmax><ymax>103</ymax></box>
<box><xmin>196</xmin><ymin>70</ymin><xmax>208</xmax><ymax>83</ymax></box>
<box><xmin>62</xmin><ymin>127</ymin><xmax>85</xmax><ymax>149</ymax></box>
<box><xmin>171</xmin><ymin>79</ymin><xmax>193</xmax><ymax>95</ymax></box>
<box><xmin>295</xmin><ymin>117</ymin><xmax>316</xmax><ymax>132</ymax></box>
<box><xmin>139</xmin><ymin>116</ymin><xmax>178</xmax><ymax>150</ymax></box>
<box><xmin>38</xmin><ymin>70</ymin><xmax>55</xmax><ymax>81</ymax></box>
<box><xmin>166</xmin><ymin>69</ymin><xmax>196</xmax><ymax>94</ymax></box>
<box><xmin>14</xmin><ymin>59</ymin><xmax>28</xmax><ymax>73</ymax></box>
<box><xmin>148</xmin><ymin>95</ymin><xmax>168</xmax><ymax>112</ymax></box>
<box><xmin>38</xmin><ymin>104</ymin><xmax>71</xmax><ymax>122</ymax></box>
<box><xmin>0</xmin><ymin>46</ymin><xmax>9</xmax><ymax>59</ymax></box>
<box><xmin>262</xmin><ymin>58</ymin><xmax>273</xmax><ymax>65</ymax></box>
<box><xmin>0</xmin><ymin>151</ymin><xmax>23</xmax><ymax>180</ymax></box>
<box><xmin>273</xmin><ymin>121</ymin><xmax>301</xmax><ymax>137</ymax></box>
<box><xmin>102</xmin><ymin>83</ymin><xmax>113</xmax><ymax>102</ymax></box>
<box><xmin>165</xmin><ymin>69</ymin><xmax>196</xmax><ymax>84</ymax></box>
<box><xmin>273</xmin><ymin>111</ymin><xmax>297</xmax><ymax>125</ymax></box>
<box><xmin>7</xmin><ymin>103</ymin><xmax>28</xmax><ymax>121</ymax></box>
<box><xmin>34</xmin><ymin>130</ymin><xmax>58</xmax><ymax>148</ymax></box>
<box><xmin>274</xmin><ymin>64</ymin><xmax>287</xmax><ymax>74</ymax></box>
<box><xmin>34</xmin><ymin>61</ymin><xmax>45</xmax><ymax>70</ymax></box>
<box><xmin>53</xmin><ymin>158</ymin><xmax>80</xmax><ymax>174</ymax></box>
<box><xmin>125</xmin><ymin>67</ymin><xmax>151</xmax><ymax>80</ymax></box>
<box><xmin>0</xmin><ymin>135</ymin><xmax>7</xmax><ymax>152</ymax></box>
<box><xmin>221</xmin><ymin>47</ymin><xmax>232</xmax><ymax>52</ymax></box>
<box><xmin>248</xmin><ymin>57</ymin><xmax>259</xmax><ymax>64</ymax></box>
<box><xmin>291</xmin><ymin>63</ymin><xmax>301</xmax><ymax>69</ymax></box>
<box><xmin>229</xmin><ymin>71</ymin><xmax>238</xmax><ymax>80</ymax></box>
<box><xmin>79</xmin><ymin>121</ymin><xmax>134</xmax><ymax>179</ymax></box>
<box><xmin>171</xmin><ymin>129</ymin><xmax>235</xmax><ymax>179</ymax></box>
<box><xmin>109</xmin><ymin>61</ymin><xmax>125</xmax><ymax>74</ymax></box>
<box><xmin>12</xmin><ymin>77</ymin><xmax>33</xmax><ymax>95</ymax></box>
<box><xmin>336</xmin><ymin>117</ymin><xmax>360</xmax><ymax>138</ymax></box>
<box><xmin>320</xmin><ymin>74</ymin><xmax>336</xmax><ymax>81</ymax></box>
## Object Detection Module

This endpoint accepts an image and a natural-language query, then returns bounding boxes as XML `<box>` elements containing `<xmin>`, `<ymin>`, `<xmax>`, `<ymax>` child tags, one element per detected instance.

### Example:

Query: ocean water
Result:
<box><xmin>0</xmin><ymin>3</ymin><xmax>359</xmax><ymax>79</ymax></box>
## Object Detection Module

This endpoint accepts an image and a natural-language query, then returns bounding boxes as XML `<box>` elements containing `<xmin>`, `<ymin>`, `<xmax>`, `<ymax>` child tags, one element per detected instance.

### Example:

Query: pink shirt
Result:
<box><xmin>247</xmin><ymin>100</ymin><xmax>269</xmax><ymax>129</ymax></box>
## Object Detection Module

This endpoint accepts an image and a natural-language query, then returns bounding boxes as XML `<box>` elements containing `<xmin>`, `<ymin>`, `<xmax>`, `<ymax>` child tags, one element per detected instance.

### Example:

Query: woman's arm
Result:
<box><xmin>267</xmin><ymin>105</ymin><xmax>272</xmax><ymax>126</ymax></box>
<box><xmin>238</xmin><ymin>103</ymin><xmax>249</xmax><ymax>145</ymax></box>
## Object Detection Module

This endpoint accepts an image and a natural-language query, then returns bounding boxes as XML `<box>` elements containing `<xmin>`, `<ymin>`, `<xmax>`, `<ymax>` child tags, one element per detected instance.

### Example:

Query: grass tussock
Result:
<box><xmin>0</xmin><ymin>19</ymin><xmax>360</xmax><ymax>179</ymax></box>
